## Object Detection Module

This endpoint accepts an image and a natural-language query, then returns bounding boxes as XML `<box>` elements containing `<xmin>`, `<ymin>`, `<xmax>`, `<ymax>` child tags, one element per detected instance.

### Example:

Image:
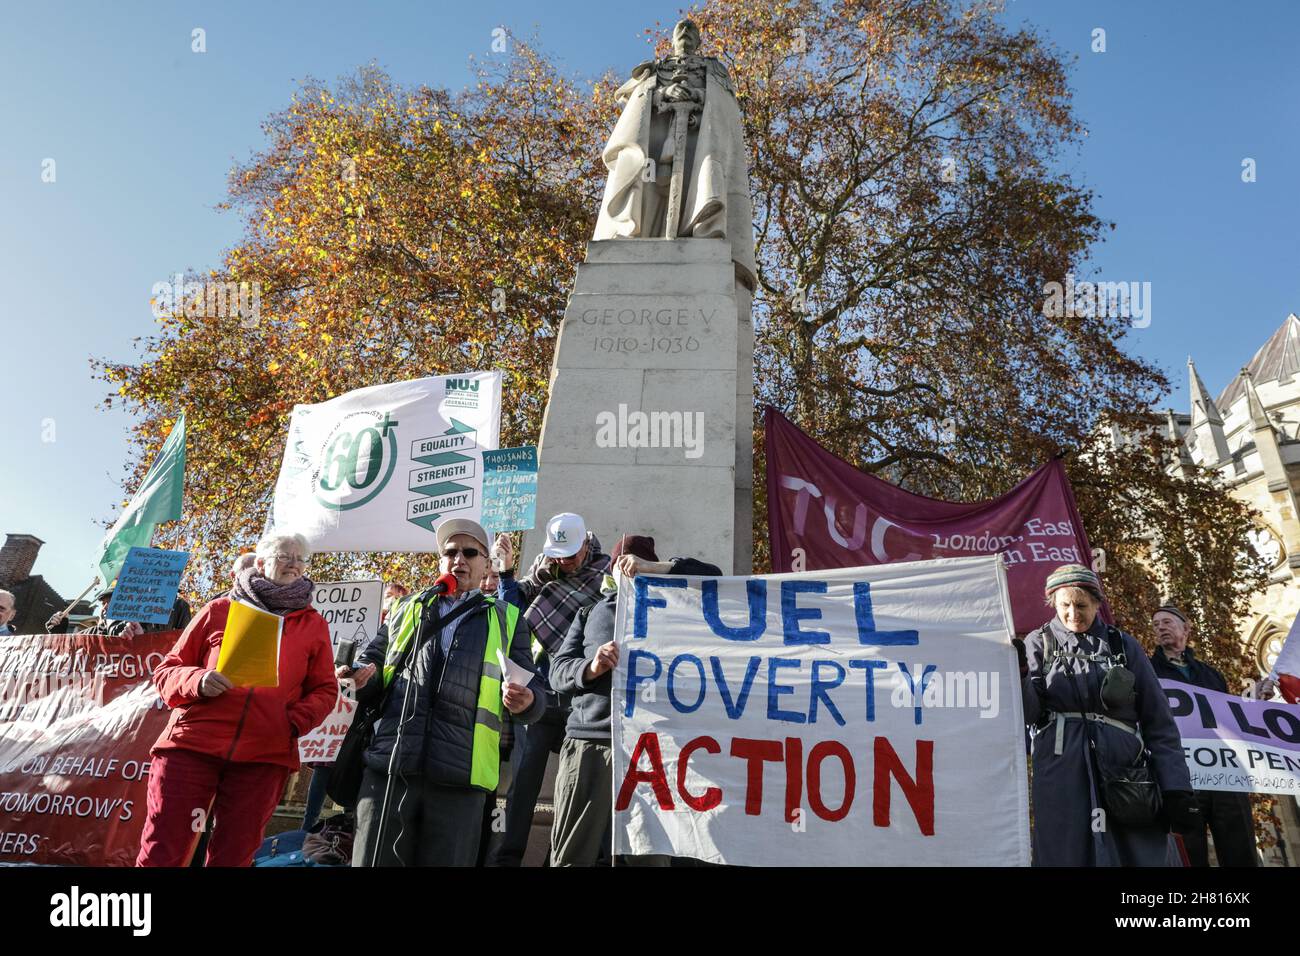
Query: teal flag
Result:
<box><xmin>96</xmin><ymin>415</ymin><xmax>186</xmax><ymax>586</ymax></box>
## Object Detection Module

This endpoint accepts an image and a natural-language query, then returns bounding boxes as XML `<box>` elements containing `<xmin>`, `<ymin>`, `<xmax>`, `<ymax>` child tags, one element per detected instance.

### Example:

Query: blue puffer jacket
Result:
<box><xmin>355</xmin><ymin>591</ymin><xmax>545</xmax><ymax>790</ymax></box>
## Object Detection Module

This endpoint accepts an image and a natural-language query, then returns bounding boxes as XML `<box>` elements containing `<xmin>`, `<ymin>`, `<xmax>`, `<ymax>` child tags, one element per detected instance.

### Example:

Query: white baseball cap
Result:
<box><xmin>542</xmin><ymin>512</ymin><xmax>587</xmax><ymax>558</ymax></box>
<box><xmin>436</xmin><ymin>518</ymin><xmax>490</xmax><ymax>552</ymax></box>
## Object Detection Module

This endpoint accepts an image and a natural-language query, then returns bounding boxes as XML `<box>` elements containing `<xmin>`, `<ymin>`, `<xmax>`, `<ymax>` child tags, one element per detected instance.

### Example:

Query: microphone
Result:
<box><xmin>425</xmin><ymin>571</ymin><xmax>459</xmax><ymax>599</ymax></box>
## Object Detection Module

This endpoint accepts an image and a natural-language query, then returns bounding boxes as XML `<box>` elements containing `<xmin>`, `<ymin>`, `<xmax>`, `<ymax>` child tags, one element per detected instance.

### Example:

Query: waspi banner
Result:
<box><xmin>270</xmin><ymin>372</ymin><xmax>502</xmax><ymax>552</ymax></box>
<box><xmin>612</xmin><ymin>556</ymin><xmax>1030</xmax><ymax>866</ymax></box>
<box><xmin>1162</xmin><ymin>679</ymin><xmax>1300</xmax><ymax>795</ymax></box>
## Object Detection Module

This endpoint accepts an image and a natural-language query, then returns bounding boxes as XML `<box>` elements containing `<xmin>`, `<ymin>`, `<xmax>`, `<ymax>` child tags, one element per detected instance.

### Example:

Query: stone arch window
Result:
<box><xmin>1248</xmin><ymin>616</ymin><xmax>1288</xmax><ymax>676</ymax></box>
<box><xmin>1246</xmin><ymin>523</ymin><xmax>1286</xmax><ymax>571</ymax></box>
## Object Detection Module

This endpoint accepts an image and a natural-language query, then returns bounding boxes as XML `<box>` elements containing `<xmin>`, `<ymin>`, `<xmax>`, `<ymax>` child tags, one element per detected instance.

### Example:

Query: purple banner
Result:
<box><xmin>1160</xmin><ymin>679</ymin><xmax>1300</xmax><ymax>794</ymax></box>
<box><xmin>765</xmin><ymin>407</ymin><xmax>1104</xmax><ymax>634</ymax></box>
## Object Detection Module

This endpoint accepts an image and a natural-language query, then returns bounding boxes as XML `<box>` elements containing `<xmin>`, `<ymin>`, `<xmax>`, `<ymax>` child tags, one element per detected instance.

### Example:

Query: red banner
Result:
<box><xmin>765</xmin><ymin>407</ymin><xmax>1103</xmax><ymax>634</ymax></box>
<box><xmin>0</xmin><ymin>631</ymin><xmax>178</xmax><ymax>866</ymax></box>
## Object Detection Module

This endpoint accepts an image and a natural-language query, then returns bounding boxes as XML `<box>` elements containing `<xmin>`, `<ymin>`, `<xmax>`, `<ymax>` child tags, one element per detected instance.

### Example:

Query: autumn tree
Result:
<box><xmin>98</xmin><ymin>50</ymin><xmax>609</xmax><ymax>591</ymax></box>
<box><xmin>671</xmin><ymin>0</ymin><xmax>1266</xmax><ymax>660</ymax></box>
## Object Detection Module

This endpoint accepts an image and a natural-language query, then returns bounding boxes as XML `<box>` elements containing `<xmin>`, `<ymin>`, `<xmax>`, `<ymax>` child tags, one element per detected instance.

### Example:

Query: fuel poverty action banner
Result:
<box><xmin>611</xmin><ymin>555</ymin><xmax>1030</xmax><ymax>866</ymax></box>
<box><xmin>269</xmin><ymin>373</ymin><xmax>502</xmax><ymax>552</ymax></box>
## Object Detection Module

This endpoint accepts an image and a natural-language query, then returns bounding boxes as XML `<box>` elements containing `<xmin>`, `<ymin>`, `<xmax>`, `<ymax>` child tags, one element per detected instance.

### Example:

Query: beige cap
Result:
<box><xmin>435</xmin><ymin>518</ymin><xmax>490</xmax><ymax>552</ymax></box>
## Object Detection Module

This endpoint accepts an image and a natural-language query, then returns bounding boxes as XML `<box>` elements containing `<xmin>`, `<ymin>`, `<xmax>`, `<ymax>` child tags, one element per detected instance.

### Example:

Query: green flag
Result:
<box><xmin>96</xmin><ymin>415</ymin><xmax>186</xmax><ymax>586</ymax></box>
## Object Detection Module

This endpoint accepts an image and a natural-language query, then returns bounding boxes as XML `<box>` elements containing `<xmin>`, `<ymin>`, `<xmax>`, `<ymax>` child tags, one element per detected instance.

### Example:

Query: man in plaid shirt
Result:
<box><xmin>489</xmin><ymin>512</ymin><xmax>609</xmax><ymax>865</ymax></box>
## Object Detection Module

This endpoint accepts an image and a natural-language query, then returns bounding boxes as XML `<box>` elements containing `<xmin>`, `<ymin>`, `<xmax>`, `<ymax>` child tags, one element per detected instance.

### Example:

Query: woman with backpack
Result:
<box><xmin>1015</xmin><ymin>564</ymin><xmax>1200</xmax><ymax>865</ymax></box>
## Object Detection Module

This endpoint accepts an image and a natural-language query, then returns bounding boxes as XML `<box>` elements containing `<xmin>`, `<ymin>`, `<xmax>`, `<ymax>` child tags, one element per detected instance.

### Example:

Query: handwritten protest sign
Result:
<box><xmin>312</xmin><ymin>580</ymin><xmax>384</xmax><ymax>659</ymax></box>
<box><xmin>105</xmin><ymin>547</ymin><xmax>190</xmax><ymax>626</ymax></box>
<box><xmin>1161</xmin><ymin>680</ymin><xmax>1300</xmax><ymax>795</ymax></box>
<box><xmin>480</xmin><ymin>446</ymin><xmax>538</xmax><ymax>532</ymax></box>
<box><xmin>612</xmin><ymin>555</ymin><xmax>1029</xmax><ymax>866</ymax></box>
<box><xmin>298</xmin><ymin>682</ymin><xmax>357</xmax><ymax>763</ymax></box>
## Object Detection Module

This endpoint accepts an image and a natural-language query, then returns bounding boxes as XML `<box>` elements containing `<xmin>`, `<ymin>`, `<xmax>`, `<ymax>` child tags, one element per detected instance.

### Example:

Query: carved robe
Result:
<box><xmin>593</xmin><ymin>58</ymin><xmax>757</xmax><ymax>290</ymax></box>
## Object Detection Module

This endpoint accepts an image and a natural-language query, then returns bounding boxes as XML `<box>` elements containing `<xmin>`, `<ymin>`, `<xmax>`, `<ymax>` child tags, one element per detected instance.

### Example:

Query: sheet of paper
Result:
<box><xmin>495</xmin><ymin>648</ymin><xmax>533</xmax><ymax>689</ymax></box>
<box><xmin>217</xmin><ymin>599</ymin><xmax>282</xmax><ymax>688</ymax></box>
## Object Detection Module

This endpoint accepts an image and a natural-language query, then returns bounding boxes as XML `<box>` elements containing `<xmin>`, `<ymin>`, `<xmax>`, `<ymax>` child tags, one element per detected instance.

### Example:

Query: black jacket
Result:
<box><xmin>550</xmin><ymin>557</ymin><xmax>722</xmax><ymax>739</ymax></box>
<box><xmin>1148</xmin><ymin>645</ymin><xmax>1229</xmax><ymax>693</ymax></box>
<box><xmin>550</xmin><ymin>590</ymin><xmax>618</xmax><ymax>739</ymax></box>
<box><xmin>356</xmin><ymin>591</ymin><xmax>546</xmax><ymax>789</ymax></box>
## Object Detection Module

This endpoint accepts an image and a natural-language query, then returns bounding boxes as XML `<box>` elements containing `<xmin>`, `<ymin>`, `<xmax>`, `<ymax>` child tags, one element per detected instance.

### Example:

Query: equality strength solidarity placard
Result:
<box><xmin>269</xmin><ymin>372</ymin><xmax>502</xmax><ymax>552</ymax></box>
<box><xmin>611</xmin><ymin>555</ymin><xmax>1030</xmax><ymax>866</ymax></box>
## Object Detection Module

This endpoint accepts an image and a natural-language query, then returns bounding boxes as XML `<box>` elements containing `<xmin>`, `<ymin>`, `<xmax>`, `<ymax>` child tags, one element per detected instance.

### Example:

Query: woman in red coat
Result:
<box><xmin>136</xmin><ymin>532</ymin><xmax>337</xmax><ymax>867</ymax></box>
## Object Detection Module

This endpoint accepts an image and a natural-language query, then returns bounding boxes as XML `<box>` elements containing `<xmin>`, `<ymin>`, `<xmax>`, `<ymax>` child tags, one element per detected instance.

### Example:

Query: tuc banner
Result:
<box><xmin>270</xmin><ymin>372</ymin><xmax>502</xmax><ymax>552</ymax></box>
<box><xmin>0</xmin><ymin>631</ymin><xmax>177</xmax><ymax>866</ymax></box>
<box><xmin>1161</xmin><ymin>680</ymin><xmax>1300</xmax><ymax>795</ymax></box>
<box><xmin>765</xmin><ymin>406</ymin><xmax>1102</xmax><ymax>635</ymax></box>
<box><xmin>611</xmin><ymin>556</ymin><xmax>1030</xmax><ymax>866</ymax></box>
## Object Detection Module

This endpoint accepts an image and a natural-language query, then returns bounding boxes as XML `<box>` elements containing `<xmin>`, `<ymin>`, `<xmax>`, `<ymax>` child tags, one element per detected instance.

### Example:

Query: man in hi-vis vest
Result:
<box><xmin>348</xmin><ymin>518</ymin><xmax>546</xmax><ymax>866</ymax></box>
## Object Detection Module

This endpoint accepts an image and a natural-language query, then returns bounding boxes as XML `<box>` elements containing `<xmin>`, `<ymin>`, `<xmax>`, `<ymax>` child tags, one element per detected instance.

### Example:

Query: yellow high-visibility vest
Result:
<box><xmin>382</xmin><ymin>592</ymin><xmax>521</xmax><ymax>791</ymax></box>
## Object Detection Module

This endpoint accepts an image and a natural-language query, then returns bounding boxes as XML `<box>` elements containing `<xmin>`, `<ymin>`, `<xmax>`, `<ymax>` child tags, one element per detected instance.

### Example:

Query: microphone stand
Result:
<box><xmin>369</xmin><ymin>584</ymin><xmax>482</xmax><ymax>866</ymax></box>
<box><xmin>370</xmin><ymin>586</ymin><xmax>442</xmax><ymax>867</ymax></box>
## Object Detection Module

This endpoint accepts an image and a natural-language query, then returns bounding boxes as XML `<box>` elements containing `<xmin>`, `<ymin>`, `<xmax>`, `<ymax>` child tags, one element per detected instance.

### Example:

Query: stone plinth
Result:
<box><xmin>523</xmin><ymin>239</ymin><xmax>753</xmax><ymax>573</ymax></box>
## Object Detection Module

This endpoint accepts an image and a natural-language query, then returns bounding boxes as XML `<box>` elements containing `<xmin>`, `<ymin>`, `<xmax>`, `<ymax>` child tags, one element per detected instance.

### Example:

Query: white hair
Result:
<box><xmin>0</xmin><ymin>589</ymin><xmax>13</xmax><ymax>606</ymax></box>
<box><xmin>255</xmin><ymin>532</ymin><xmax>312</xmax><ymax>562</ymax></box>
<box><xmin>231</xmin><ymin>552</ymin><xmax>257</xmax><ymax>577</ymax></box>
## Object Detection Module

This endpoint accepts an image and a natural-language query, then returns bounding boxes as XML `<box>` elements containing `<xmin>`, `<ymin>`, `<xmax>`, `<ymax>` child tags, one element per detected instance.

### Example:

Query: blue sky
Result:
<box><xmin>2</xmin><ymin>0</ymin><xmax>1297</xmax><ymax>598</ymax></box>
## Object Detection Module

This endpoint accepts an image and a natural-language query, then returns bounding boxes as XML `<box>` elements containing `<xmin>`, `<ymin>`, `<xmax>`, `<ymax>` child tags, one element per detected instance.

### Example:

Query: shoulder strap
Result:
<box><xmin>490</xmin><ymin>596</ymin><xmax>510</xmax><ymax>646</ymax></box>
<box><xmin>1039</xmin><ymin>624</ymin><xmax>1057</xmax><ymax>673</ymax></box>
<box><xmin>1104</xmin><ymin>625</ymin><xmax>1127</xmax><ymax>665</ymax></box>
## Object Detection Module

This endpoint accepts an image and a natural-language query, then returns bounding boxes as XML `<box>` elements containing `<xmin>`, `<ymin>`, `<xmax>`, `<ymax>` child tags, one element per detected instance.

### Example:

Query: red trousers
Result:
<box><xmin>136</xmin><ymin>749</ymin><xmax>289</xmax><ymax>867</ymax></box>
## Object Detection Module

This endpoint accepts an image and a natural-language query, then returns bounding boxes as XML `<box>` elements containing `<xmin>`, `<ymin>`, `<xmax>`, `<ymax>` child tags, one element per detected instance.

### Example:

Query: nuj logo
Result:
<box><xmin>447</xmin><ymin>378</ymin><xmax>479</xmax><ymax>393</ymax></box>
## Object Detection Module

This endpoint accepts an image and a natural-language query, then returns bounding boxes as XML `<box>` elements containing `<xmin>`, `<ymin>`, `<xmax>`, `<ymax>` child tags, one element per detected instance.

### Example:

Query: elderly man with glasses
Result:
<box><xmin>1149</xmin><ymin>604</ymin><xmax>1260</xmax><ymax>867</ymax></box>
<box><xmin>341</xmin><ymin>517</ymin><xmax>546</xmax><ymax>866</ymax></box>
<box><xmin>0</xmin><ymin>590</ymin><xmax>16</xmax><ymax>635</ymax></box>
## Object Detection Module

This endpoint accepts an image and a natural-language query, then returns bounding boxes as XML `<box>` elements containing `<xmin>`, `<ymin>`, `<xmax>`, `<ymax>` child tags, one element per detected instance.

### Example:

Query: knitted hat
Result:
<box><xmin>1044</xmin><ymin>564</ymin><xmax>1103</xmax><ymax>599</ymax></box>
<box><xmin>610</xmin><ymin>534</ymin><xmax>658</xmax><ymax>564</ymax></box>
<box><xmin>1152</xmin><ymin>604</ymin><xmax>1187</xmax><ymax>624</ymax></box>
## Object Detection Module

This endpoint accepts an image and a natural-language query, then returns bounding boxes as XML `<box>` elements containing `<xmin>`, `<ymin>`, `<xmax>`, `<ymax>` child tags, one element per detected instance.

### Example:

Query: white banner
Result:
<box><xmin>612</xmin><ymin>555</ymin><xmax>1030</xmax><ymax>866</ymax></box>
<box><xmin>269</xmin><ymin>373</ymin><xmax>501</xmax><ymax>551</ymax></box>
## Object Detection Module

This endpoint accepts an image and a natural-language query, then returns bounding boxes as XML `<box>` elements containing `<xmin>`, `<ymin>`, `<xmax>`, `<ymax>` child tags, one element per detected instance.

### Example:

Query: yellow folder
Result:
<box><xmin>216</xmin><ymin>599</ymin><xmax>283</xmax><ymax>688</ymax></box>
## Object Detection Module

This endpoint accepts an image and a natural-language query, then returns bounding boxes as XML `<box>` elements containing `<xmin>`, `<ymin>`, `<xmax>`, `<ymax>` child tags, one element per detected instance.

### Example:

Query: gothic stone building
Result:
<box><xmin>1165</xmin><ymin>313</ymin><xmax>1300</xmax><ymax>866</ymax></box>
<box><xmin>1169</xmin><ymin>313</ymin><xmax>1300</xmax><ymax>682</ymax></box>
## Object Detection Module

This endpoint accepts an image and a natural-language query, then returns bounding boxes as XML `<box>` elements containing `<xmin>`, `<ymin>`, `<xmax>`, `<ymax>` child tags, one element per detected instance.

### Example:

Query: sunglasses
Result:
<box><xmin>441</xmin><ymin>547</ymin><xmax>482</xmax><ymax>559</ymax></box>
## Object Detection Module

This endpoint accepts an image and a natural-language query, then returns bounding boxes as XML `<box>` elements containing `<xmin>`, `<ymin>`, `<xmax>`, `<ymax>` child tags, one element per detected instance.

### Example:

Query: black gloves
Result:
<box><xmin>1162</xmin><ymin>790</ymin><xmax>1203</xmax><ymax>832</ymax></box>
<box><xmin>1011</xmin><ymin>637</ymin><xmax>1028</xmax><ymax>678</ymax></box>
